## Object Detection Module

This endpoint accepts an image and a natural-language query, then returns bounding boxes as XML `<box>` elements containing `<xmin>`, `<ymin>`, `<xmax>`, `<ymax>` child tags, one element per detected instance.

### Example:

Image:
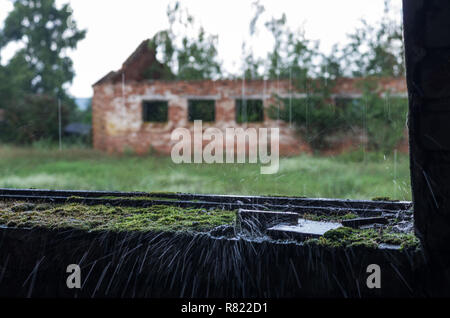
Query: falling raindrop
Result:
<box><xmin>263</xmin><ymin>74</ymin><xmax>267</xmax><ymax>122</ymax></box>
<box><xmin>242</xmin><ymin>68</ymin><xmax>247</xmax><ymax>125</ymax></box>
<box><xmin>122</xmin><ymin>72</ymin><xmax>125</xmax><ymax>107</ymax></box>
<box><xmin>362</xmin><ymin>94</ymin><xmax>367</xmax><ymax>163</ymax></box>
<box><xmin>394</xmin><ymin>149</ymin><xmax>398</xmax><ymax>199</ymax></box>
<box><xmin>306</xmin><ymin>83</ymin><xmax>309</xmax><ymax>139</ymax></box>
<box><xmin>289</xmin><ymin>67</ymin><xmax>293</xmax><ymax>128</ymax></box>
<box><xmin>277</xmin><ymin>72</ymin><xmax>280</xmax><ymax>120</ymax></box>
<box><xmin>58</xmin><ymin>98</ymin><xmax>62</xmax><ymax>151</ymax></box>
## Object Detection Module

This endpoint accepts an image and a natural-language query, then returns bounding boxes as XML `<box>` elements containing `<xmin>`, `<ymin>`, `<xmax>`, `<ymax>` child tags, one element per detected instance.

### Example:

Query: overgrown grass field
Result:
<box><xmin>0</xmin><ymin>145</ymin><xmax>411</xmax><ymax>200</ymax></box>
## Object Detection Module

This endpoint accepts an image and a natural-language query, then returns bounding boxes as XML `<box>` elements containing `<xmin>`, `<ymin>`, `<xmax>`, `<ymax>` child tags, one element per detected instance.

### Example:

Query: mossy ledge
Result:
<box><xmin>0</xmin><ymin>200</ymin><xmax>236</xmax><ymax>233</ymax></box>
<box><xmin>0</xmin><ymin>200</ymin><xmax>419</xmax><ymax>251</ymax></box>
<box><xmin>304</xmin><ymin>226</ymin><xmax>420</xmax><ymax>250</ymax></box>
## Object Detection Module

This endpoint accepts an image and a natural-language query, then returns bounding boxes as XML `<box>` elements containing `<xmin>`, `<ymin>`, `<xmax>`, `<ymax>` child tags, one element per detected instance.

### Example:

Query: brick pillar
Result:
<box><xmin>403</xmin><ymin>1</ymin><xmax>450</xmax><ymax>269</ymax></box>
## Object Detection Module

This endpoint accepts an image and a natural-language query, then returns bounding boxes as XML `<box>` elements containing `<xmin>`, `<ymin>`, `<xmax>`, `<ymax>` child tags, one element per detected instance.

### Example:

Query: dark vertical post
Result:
<box><xmin>403</xmin><ymin>1</ymin><xmax>450</xmax><ymax>270</ymax></box>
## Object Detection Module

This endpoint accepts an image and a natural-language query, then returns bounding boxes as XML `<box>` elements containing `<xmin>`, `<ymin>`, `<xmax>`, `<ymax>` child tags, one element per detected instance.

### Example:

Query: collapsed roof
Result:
<box><xmin>93</xmin><ymin>39</ymin><xmax>170</xmax><ymax>86</ymax></box>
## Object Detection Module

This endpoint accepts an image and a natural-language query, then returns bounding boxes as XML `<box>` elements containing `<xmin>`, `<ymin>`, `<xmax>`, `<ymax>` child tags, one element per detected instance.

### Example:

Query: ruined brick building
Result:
<box><xmin>92</xmin><ymin>40</ymin><xmax>408</xmax><ymax>156</ymax></box>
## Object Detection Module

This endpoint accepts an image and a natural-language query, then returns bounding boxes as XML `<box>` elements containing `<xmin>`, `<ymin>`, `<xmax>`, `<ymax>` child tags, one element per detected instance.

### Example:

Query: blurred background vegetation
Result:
<box><xmin>0</xmin><ymin>0</ymin><xmax>410</xmax><ymax>199</ymax></box>
<box><xmin>0</xmin><ymin>0</ymin><xmax>405</xmax><ymax>148</ymax></box>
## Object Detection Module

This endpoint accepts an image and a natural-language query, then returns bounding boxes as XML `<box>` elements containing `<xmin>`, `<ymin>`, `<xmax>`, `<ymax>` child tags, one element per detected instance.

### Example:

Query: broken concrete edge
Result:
<box><xmin>237</xmin><ymin>209</ymin><xmax>300</xmax><ymax>233</ymax></box>
<box><xmin>341</xmin><ymin>216</ymin><xmax>389</xmax><ymax>228</ymax></box>
<box><xmin>237</xmin><ymin>209</ymin><xmax>419</xmax><ymax>251</ymax></box>
<box><xmin>267</xmin><ymin>219</ymin><xmax>342</xmax><ymax>241</ymax></box>
<box><xmin>237</xmin><ymin>208</ymin><xmax>385</xmax><ymax>231</ymax></box>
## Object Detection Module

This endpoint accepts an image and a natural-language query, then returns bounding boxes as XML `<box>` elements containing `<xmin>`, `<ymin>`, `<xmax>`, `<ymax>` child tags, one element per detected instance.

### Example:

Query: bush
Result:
<box><xmin>270</xmin><ymin>81</ymin><xmax>408</xmax><ymax>153</ymax></box>
<box><xmin>270</xmin><ymin>96</ymin><xmax>353</xmax><ymax>150</ymax></box>
<box><xmin>364</xmin><ymin>94</ymin><xmax>408</xmax><ymax>153</ymax></box>
<box><xmin>0</xmin><ymin>94</ymin><xmax>73</xmax><ymax>144</ymax></box>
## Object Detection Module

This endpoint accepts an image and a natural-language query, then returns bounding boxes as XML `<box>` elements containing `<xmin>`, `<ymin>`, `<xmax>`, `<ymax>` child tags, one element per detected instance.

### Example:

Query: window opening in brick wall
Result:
<box><xmin>143</xmin><ymin>101</ymin><xmax>168</xmax><ymax>123</ymax></box>
<box><xmin>188</xmin><ymin>100</ymin><xmax>216</xmax><ymax>122</ymax></box>
<box><xmin>236</xmin><ymin>99</ymin><xmax>264</xmax><ymax>123</ymax></box>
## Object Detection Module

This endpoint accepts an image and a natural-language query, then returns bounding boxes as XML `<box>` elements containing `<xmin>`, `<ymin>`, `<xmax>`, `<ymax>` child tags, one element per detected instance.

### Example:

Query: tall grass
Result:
<box><xmin>0</xmin><ymin>145</ymin><xmax>411</xmax><ymax>200</ymax></box>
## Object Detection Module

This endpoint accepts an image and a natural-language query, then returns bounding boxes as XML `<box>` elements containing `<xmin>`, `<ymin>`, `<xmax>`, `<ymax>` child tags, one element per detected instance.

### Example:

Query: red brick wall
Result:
<box><xmin>92</xmin><ymin>78</ymin><xmax>407</xmax><ymax>156</ymax></box>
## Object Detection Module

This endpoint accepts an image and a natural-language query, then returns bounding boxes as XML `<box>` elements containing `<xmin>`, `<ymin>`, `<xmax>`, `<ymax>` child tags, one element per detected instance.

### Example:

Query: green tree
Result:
<box><xmin>358</xmin><ymin>80</ymin><xmax>408</xmax><ymax>152</ymax></box>
<box><xmin>148</xmin><ymin>1</ymin><xmax>222</xmax><ymax>80</ymax></box>
<box><xmin>241</xmin><ymin>43</ymin><xmax>265</xmax><ymax>80</ymax></box>
<box><xmin>0</xmin><ymin>52</ymin><xmax>34</xmax><ymax>111</ymax></box>
<box><xmin>240</xmin><ymin>0</ymin><xmax>265</xmax><ymax>80</ymax></box>
<box><xmin>264</xmin><ymin>14</ymin><xmax>318</xmax><ymax>81</ymax></box>
<box><xmin>1</xmin><ymin>0</ymin><xmax>86</xmax><ymax>96</ymax></box>
<box><xmin>342</xmin><ymin>0</ymin><xmax>404</xmax><ymax>77</ymax></box>
<box><xmin>147</xmin><ymin>30</ymin><xmax>176</xmax><ymax>80</ymax></box>
<box><xmin>267</xmin><ymin>0</ymin><xmax>406</xmax><ymax>153</ymax></box>
<box><xmin>177</xmin><ymin>27</ymin><xmax>221</xmax><ymax>80</ymax></box>
<box><xmin>1</xmin><ymin>95</ymin><xmax>71</xmax><ymax>144</ymax></box>
<box><xmin>0</xmin><ymin>0</ymin><xmax>86</xmax><ymax>144</ymax></box>
<box><xmin>320</xmin><ymin>44</ymin><xmax>343</xmax><ymax>81</ymax></box>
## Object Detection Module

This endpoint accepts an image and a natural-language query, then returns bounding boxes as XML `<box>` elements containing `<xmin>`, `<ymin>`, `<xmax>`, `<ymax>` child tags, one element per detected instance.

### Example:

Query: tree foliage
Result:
<box><xmin>266</xmin><ymin>0</ymin><xmax>406</xmax><ymax>152</ymax></box>
<box><xmin>0</xmin><ymin>0</ymin><xmax>85</xmax><ymax>144</ymax></box>
<box><xmin>265</xmin><ymin>14</ymin><xmax>318</xmax><ymax>80</ymax></box>
<box><xmin>148</xmin><ymin>1</ymin><xmax>222</xmax><ymax>80</ymax></box>
<box><xmin>242</xmin><ymin>2</ymin><xmax>319</xmax><ymax>81</ymax></box>
<box><xmin>1</xmin><ymin>95</ymin><xmax>71</xmax><ymax>144</ymax></box>
<box><xmin>147</xmin><ymin>0</ymin><xmax>403</xmax><ymax>83</ymax></box>
<box><xmin>359</xmin><ymin>80</ymin><xmax>408</xmax><ymax>152</ymax></box>
<box><xmin>341</xmin><ymin>0</ymin><xmax>404</xmax><ymax>77</ymax></box>
<box><xmin>273</xmin><ymin>82</ymin><xmax>408</xmax><ymax>153</ymax></box>
<box><xmin>1</xmin><ymin>0</ymin><xmax>86</xmax><ymax>95</ymax></box>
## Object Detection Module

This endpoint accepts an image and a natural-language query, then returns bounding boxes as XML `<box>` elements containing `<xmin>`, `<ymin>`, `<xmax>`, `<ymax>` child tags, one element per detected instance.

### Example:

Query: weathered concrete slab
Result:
<box><xmin>238</xmin><ymin>209</ymin><xmax>299</xmax><ymax>232</ymax></box>
<box><xmin>267</xmin><ymin>219</ymin><xmax>342</xmax><ymax>240</ymax></box>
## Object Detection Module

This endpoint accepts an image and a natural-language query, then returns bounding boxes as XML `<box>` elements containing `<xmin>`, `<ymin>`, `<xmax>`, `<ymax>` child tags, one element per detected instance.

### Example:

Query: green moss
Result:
<box><xmin>10</xmin><ymin>202</ymin><xmax>36</xmax><ymax>212</ymax></box>
<box><xmin>305</xmin><ymin>226</ymin><xmax>420</xmax><ymax>250</ymax></box>
<box><xmin>35</xmin><ymin>203</ymin><xmax>53</xmax><ymax>211</ymax></box>
<box><xmin>323</xmin><ymin>226</ymin><xmax>356</xmax><ymax>240</ymax></box>
<box><xmin>380</xmin><ymin>232</ymin><xmax>420</xmax><ymax>249</ymax></box>
<box><xmin>302</xmin><ymin>212</ymin><xmax>358</xmax><ymax>222</ymax></box>
<box><xmin>0</xmin><ymin>200</ymin><xmax>235</xmax><ymax>233</ymax></box>
<box><xmin>67</xmin><ymin>196</ymin><xmax>84</xmax><ymax>200</ymax></box>
<box><xmin>108</xmin><ymin>205</ymin><xmax>235</xmax><ymax>232</ymax></box>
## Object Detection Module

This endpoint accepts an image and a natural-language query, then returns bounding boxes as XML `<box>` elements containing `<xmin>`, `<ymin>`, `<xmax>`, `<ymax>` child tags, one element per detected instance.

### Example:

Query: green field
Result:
<box><xmin>0</xmin><ymin>145</ymin><xmax>412</xmax><ymax>200</ymax></box>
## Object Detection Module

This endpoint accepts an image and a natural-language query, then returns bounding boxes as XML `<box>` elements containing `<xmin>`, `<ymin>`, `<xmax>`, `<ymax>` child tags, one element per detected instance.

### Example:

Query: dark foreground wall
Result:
<box><xmin>0</xmin><ymin>227</ymin><xmax>441</xmax><ymax>298</ymax></box>
<box><xmin>403</xmin><ymin>1</ymin><xmax>450</xmax><ymax>270</ymax></box>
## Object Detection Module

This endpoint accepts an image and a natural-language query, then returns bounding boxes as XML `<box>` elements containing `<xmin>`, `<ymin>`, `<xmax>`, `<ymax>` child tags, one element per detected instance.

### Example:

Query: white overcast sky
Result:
<box><xmin>0</xmin><ymin>0</ymin><xmax>403</xmax><ymax>98</ymax></box>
